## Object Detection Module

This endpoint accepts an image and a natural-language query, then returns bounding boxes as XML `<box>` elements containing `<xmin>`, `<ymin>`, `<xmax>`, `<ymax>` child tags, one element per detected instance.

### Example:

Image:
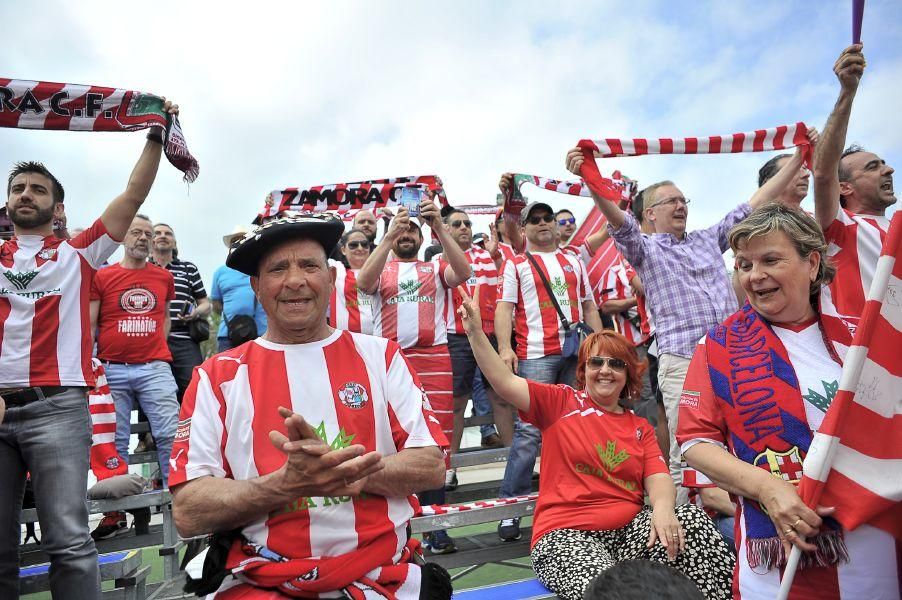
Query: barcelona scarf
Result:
<box><xmin>226</xmin><ymin>535</ymin><xmax>423</xmax><ymax>599</ymax></box>
<box><xmin>704</xmin><ymin>304</ymin><xmax>851</xmax><ymax>570</ymax></box>
<box><xmin>0</xmin><ymin>78</ymin><xmax>198</xmax><ymax>182</ymax></box>
<box><xmin>576</xmin><ymin>123</ymin><xmax>812</xmax><ymax>202</ymax></box>
<box><xmin>257</xmin><ymin>175</ymin><xmax>448</xmax><ymax>223</ymax></box>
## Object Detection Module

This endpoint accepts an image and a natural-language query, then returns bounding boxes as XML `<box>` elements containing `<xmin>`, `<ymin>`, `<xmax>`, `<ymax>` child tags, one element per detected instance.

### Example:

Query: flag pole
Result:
<box><xmin>777</xmin><ymin>547</ymin><xmax>803</xmax><ymax>600</ymax></box>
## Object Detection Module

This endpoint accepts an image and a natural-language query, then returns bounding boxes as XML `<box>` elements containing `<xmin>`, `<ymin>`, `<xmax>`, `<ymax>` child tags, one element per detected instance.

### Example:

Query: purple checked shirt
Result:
<box><xmin>608</xmin><ymin>204</ymin><xmax>752</xmax><ymax>358</ymax></box>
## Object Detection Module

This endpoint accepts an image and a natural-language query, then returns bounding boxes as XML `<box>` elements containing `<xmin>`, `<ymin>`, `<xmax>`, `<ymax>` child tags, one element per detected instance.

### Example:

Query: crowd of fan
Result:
<box><xmin>0</xmin><ymin>44</ymin><xmax>897</xmax><ymax>600</ymax></box>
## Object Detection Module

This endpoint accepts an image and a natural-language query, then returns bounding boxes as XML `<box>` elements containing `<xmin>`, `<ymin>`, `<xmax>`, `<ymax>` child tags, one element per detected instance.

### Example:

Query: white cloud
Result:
<box><xmin>2</xmin><ymin>0</ymin><xmax>899</xmax><ymax>283</ymax></box>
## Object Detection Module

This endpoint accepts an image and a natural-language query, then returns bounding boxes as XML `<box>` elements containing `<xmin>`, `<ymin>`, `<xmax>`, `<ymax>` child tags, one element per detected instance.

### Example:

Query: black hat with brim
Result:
<box><xmin>226</xmin><ymin>213</ymin><xmax>345</xmax><ymax>276</ymax></box>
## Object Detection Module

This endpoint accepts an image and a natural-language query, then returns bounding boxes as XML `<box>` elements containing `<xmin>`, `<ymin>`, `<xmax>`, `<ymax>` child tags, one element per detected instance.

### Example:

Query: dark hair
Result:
<box><xmin>439</xmin><ymin>205</ymin><xmax>458</xmax><ymax>219</ymax></box>
<box><xmin>838</xmin><ymin>143</ymin><xmax>866</xmax><ymax>182</ymax></box>
<box><xmin>442</xmin><ymin>208</ymin><xmax>467</xmax><ymax>224</ymax></box>
<box><xmin>583</xmin><ymin>560</ymin><xmax>704</xmax><ymax>600</ymax></box>
<box><xmin>423</xmin><ymin>243</ymin><xmax>444</xmax><ymax>262</ymax></box>
<box><xmin>554</xmin><ymin>209</ymin><xmax>575</xmax><ymax>219</ymax></box>
<box><xmin>576</xmin><ymin>331</ymin><xmax>647</xmax><ymax>403</ymax></box>
<box><xmin>631</xmin><ymin>189</ymin><xmax>646</xmax><ymax>223</ymax></box>
<box><xmin>8</xmin><ymin>161</ymin><xmax>65</xmax><ymax>203</ymax></box>
<box><xmin>758</xmin><ymin>153</ymin><xmax>793</xmax><ymax>187</ymax></box>
<box><xmin>340</xmin><ymin>227</ymin><xmax>371</xmax><ymax>248</ymax></box>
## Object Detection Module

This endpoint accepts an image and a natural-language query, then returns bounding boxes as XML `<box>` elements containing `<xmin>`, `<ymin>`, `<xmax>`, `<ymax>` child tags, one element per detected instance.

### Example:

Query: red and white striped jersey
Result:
<box><xmin>169</xmin><ymin>330</ymin><xmax>447</xmax><ymax>564</ymax></box>
<box><xmin>372</xmin><ymin>259</ymin><xmax>451</xmax><ymax>349</ymax></box>
<box><xmin>443</xmin><ymin>246</ymin><xmax>498</xmax><ymax>336</ymax></box>
<box><xmin>599</xmin><ymin>260</ymin><xmax>651</xmax><ymax>346</ymax></box>
<box><xmin>822</xmin><ymin>207</ymin><xmax>889</xmax><ymax>322</ymax></box>
<box><xmin>328</xmin><ymin>260</ymin><xmax>375</xmax><ymax>335</ymax></box>
<box><xmin>497</xmin><ymin>242</ymin><xmax>518</xmax><ymax>265</ymax></box>
<box><xmin>0</xmin><ymin>219</ymin><xmax>119</xmax><ymax>387</ymax></box>
<box><xmin>499</xmin><ymin>250</ymin><xmax>593</xmax><ymax>360</ymax></box>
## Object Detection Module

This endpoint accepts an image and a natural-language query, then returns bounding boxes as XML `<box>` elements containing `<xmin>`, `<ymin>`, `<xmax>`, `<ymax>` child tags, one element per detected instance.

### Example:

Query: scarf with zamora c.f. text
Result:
<box><xmin>256</xmin><ymin>175</ymin><xmax>448</xmax><ymax>223</ymax></box>
<box><xmin>0</xmin><ymin>78</ymin><xmax>198</xmax><ymax>182</ymax></box>
<box><xmin>701</xmin><ymin>303</ymin><xmax>853</xmax><ymax>571</ymax></box>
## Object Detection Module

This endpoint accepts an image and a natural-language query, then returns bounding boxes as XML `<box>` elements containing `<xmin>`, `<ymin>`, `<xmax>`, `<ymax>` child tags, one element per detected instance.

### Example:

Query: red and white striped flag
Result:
<box><xmin>797</xmin><ymin>211</ymin><xmax>902</xmax><ymax>537</ymax></box>
<box><xmin>568</xmin><ymin>205</ymin><xmax>623</xmax><ymax>301</ymax></box>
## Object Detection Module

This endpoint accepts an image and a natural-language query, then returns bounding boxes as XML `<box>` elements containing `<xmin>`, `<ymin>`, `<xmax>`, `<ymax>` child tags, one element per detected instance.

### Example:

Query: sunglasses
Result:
<box><xmin>346</xmin><ymin>240</ymin><xmax>370</xmax><ymax>250</ymax></box>
<box><xmin>557</xmin><ymin>217</ymin><xmax>576</xmax><ymax>226</ymax></box>
<box><xmin>527</xmin><ymin>214</ymin><xmax>555</xmax><ymax>225</ymax></box>
<box><xmin>586</xmin><ymin>356</ymin><xmax>627</xmax><ymax>371</ymax></box>
<box><xmin>450</xmin><ymin>219</ymin><xmax>472</xmax><ymax>228</ymax></box>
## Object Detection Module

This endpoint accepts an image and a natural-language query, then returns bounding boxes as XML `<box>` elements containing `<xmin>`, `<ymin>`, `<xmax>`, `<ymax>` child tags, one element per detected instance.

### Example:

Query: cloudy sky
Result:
<box><xmin>2</xmin><ymin>0</ymin><xmax>899</xmax><ymax>283</ymax></box>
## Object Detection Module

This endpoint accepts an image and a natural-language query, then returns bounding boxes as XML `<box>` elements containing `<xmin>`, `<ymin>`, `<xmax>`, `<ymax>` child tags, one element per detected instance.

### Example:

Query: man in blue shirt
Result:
<box><xmin>211</xmin><ymin>226</ymin><xmax>268</xmax><ymax>352</ymax></box>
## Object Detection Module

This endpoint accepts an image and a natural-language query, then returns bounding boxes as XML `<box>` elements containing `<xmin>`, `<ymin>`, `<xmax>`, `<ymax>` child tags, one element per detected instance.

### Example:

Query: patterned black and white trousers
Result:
<box><xmin>530</xmin><ymin>504</ymin><xmax>734</xmax><ymax>600</ymax></box>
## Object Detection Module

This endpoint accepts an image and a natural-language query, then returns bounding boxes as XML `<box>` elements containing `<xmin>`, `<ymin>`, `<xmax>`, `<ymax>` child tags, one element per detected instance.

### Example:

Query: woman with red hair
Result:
<box><xmin>458</xmin><ymin>290</ymin><xmax>733</xmax><ymax>600</ymax></box>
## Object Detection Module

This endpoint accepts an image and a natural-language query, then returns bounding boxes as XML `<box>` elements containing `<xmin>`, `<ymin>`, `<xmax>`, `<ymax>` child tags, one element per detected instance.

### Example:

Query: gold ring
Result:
<box><xmin>783</xmin><ymin>528</ymin><xmax>794</xmax><ymax>535</ymax></box>
<box><xmin>792</xmin><ymin>518</ymin><xmax>803</xmax><ymax>528</ymax></box>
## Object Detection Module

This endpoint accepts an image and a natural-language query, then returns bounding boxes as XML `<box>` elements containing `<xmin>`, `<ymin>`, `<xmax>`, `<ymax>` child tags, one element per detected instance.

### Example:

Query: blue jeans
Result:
<box><xmin>471</xmin><ymin>368</ymin><xmax>497</xmax><ymax>439</ymax></box>
<box><xmin>500</xmin><ymin>354</ymin><xmax>576</xmax><ymax>498</ymax></box>
<box><xmin>106</xmin><ymin>361</ymin><xmax>179</xmax><ymax>485</ymax></box>
<box><xmin>0</xmin><ymin>387</ymin><xmax>100</xmax><ymax>598</ymax></box>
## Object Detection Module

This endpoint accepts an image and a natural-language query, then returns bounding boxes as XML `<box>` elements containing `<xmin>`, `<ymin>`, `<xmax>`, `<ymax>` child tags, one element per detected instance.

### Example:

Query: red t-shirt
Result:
<box><xmin>522</xmin><ymin>380</ymin><xmax>668</xmax><ymax>548</ymax></box>
<box><xmin>91</xmin><ymin>263</ymin><xmax>175</xmax><ymax>363</ymax></box>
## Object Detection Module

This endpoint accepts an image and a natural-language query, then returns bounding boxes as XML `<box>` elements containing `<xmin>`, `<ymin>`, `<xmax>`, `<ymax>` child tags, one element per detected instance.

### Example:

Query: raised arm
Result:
<box><xmin>565</xmin><ymin>148</ymin><xmax>626</xmax><ymax>229</ymax></box>
<box><xmin>101</xmin><ymin>100</ymin><xmax>179</xmax><ymax>241</ymax></box>
<box><xmin>356</xmin><ymin>209</ymin><xmax>410</xmax><ymax>293</ymax></box>
<box><xmin>419</xmin><ymin>198</ymin><xmax>470</xmax><ymax>288</ymax></box>
<box><xmin>814</xmin><ymin>45</ymin><xmax>865</xmax><ymax>229</ymax></box>
<box><xmin>498</xmin><ymin>174</ymin><xmax>526</xmax><ymax>253</ymax></box>
<box><xmin>749</xmin><ymin>128</ymin><xmax>818</xmax><ymax>209</ymax></box>
<box><xmin>459</xmin><ymin>289</ymin><xmax>529</xmax><ymax>411</ymax></box>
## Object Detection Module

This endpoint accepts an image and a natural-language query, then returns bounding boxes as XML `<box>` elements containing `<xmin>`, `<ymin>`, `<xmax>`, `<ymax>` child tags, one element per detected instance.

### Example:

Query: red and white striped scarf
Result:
<box><xmin>89</xmin><ymin>359</ymin><xmax>128</xmax><ymax>481</ymax></box>
<box><xmin>0</xmin><ymin>78</ymin><xmax>198</xmax><ymax>182</ymax></box>
<box><xmin>502</xmin><ymin>172</ymin><xmax>636</xmax><ymax>219</ymax></box>
<box><xmin>257</xmin><ymin>175</ymin><xmax>448</xmax><ymax>223</ymax></box>
<box><xmin>577</xmin><ymin>122</ymin><xmax>812</xmax><ymax>201</ymax></box>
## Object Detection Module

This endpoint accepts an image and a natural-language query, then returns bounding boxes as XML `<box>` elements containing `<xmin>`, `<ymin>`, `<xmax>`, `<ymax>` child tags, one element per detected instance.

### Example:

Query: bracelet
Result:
<box><xmin>146</xmin><ymin>132</ymin><xmax>164</xmax><ymax>145</ymax></box>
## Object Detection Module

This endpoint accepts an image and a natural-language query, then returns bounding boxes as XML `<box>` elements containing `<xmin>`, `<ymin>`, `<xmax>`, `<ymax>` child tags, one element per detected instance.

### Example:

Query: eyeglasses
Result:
<box><xmin>450</xmin><ymin>219</ymin><xmax>472</xmax><ymax>228</ymax></box>
<box><xmin>346</xmin><ymin>240</ymin><xmax>370</xmax><ymax>250</ymax></box>
<box><xmin>557</xmin><ymin>217</ymin><xmax>576</xmax><ymax>226</ymax></box>
<box><xmin>527</xmin><ymin>214</ymin><xmax>555</xmax><ymax>225</ymax></box>
<box><xmin>586</xmin><ymin>356</ymin><xmax>627</xmax><ymax>371</ymax></box>
<box><xmin>650</xmin><ymin>197</ymin><xmax>691</xmax><ymax>209</ymax></box>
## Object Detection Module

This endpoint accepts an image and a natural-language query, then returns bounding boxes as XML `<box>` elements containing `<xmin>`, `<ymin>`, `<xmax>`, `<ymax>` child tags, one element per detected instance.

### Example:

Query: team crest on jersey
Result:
<box><xmin>119</xmin><ymin>287</ymin><xmax>157</xmax><ymax>314</ymax></box>
<box><xmin>37</xmin><ymin>248</ymin><xmax>57</xmax><ymax>260</ymax></box>
<box><xmin>418</xmin><ymin>265</ymin><xmax>434</xmax><ymax>274</ymax></box>
<box><xmin>299</xmin><ymin>566</ymin><xmax>319</xmax><ymax>581</ymax></box>
<box><xmin>337</xmin><ymin>382</ymin><xmax>369</xmax><ymax>410</ymax></box>
<box><xmin>105</xmin><ymin>457</ymin><xmax>120</xmax><ymax>470</ymax></box>
<box><xmin>563</xmin><ymin>265</ymin><xmax>574</xmax><ymax>273</ymax></box>
<box><xmin>175</xmin><ymin>418</ymin><xmax>191</xmax><ymax>442</ymax></box>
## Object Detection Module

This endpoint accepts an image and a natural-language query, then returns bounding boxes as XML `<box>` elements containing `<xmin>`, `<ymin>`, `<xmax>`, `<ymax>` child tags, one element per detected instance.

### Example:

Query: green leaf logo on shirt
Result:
<box><xmin>803</xmin><ymin>380</ymin><xmax>839</xmax><ymax>414</ymax></box>
<box><xmin>595</xmin><ymin>440</ymin><xmax>629</xmax><ymax>472</ymax></box>
<box><xmin>399</xmin><ymin>279</ymin><xmax>422</xmax><ymax>295</ymax></box>
<box><xmin>3</xmin><ymin>270</ymin><xmax>38</xmax><ymax>291</ymax></box>
<box><xmin>550</xmin><ymin>275</ymin><xmax>569</xmax><ymax>298</ymax></box>
<box><xmin>313</xmin><ymin>421</ymin><xmax>356</xmax><ymax>449</ymax></box>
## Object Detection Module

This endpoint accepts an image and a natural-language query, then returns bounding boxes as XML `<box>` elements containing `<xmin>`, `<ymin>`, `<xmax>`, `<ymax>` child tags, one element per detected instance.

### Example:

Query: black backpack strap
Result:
<box><xmin>525</xmin><ymin>252</ymin><xmax>571</xmax><ymax>332</ymax></box>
